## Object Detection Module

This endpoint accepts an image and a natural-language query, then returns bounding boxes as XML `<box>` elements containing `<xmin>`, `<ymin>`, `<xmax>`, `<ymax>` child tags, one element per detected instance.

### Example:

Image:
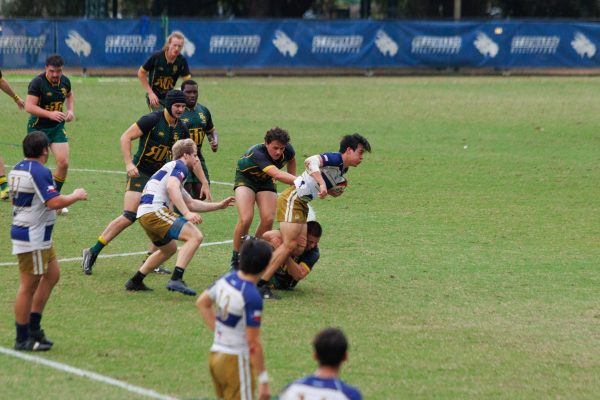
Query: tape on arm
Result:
<box><xmin>305</xmin><ymin>155</ymin><xmax>321</xmax><ymax>175</ymax></box>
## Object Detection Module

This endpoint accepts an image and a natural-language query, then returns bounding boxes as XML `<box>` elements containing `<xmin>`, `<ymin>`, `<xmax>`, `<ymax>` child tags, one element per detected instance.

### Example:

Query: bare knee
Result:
<box><xmin>56</xmin><ymin>158</ymin><xmax>69</xmax><ymax>171</ymax></box>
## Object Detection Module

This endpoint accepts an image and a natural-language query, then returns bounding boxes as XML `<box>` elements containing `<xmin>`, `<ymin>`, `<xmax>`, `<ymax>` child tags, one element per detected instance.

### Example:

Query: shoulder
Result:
<box><xmin>321</xmin><ymin>152</ymin><xmax>343</xmax><ymax>166</ymax></box>
<box><xmin>241</xmin><ymin>282</ymin><xmax>263</xmax><ymax>308</ymax></box>
<box><xmin>61</xmin><ymin>75</ymin><xmax>71</xmax><ymax>86</ymax></box>
<box><xmin>28</xmin><ymin>74</ymin><xmax>44</xmax><ymax>89</ymax></box>
<box><xmin>196</xmin><ymin>103</ymin><xmax>211</xmax><ymax>114</ymax></box>
<box><xmin>136</xmin><ymin>111</ymin><xmax>162</xmax><ymax>131</ymax></box>
<box><xmin>340</xmin><ymin>381</ymin><xmax>362</xmax><ymax>400</ymax></box>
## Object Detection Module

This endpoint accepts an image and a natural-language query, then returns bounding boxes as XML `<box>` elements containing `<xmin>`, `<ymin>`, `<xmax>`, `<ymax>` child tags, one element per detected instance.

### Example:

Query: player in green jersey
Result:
<box><xmin>25</xmin><ymin>55</ymin><xmax>74</xmax><ymax>200</ymax></box>
<box><xmin>138</xmin><ymin>31</ymin><xmax>191</xmax><ymax>111</ymax></box>
<box><xmin>180</xmin><ymin>79</ymin><xmax>217</xmax><ymax>200</ymax></box>
<box><xmin>0</xmin><ymin>69</ymin><xmax>25</xmax><ymax>200</ymax></box>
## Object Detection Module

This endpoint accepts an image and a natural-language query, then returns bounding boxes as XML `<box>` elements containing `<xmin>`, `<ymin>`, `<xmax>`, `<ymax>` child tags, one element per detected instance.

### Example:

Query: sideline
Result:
<box><xmin>0</xmin><ymin>347</ymin><xmax>179</xmax><ymax>400</ymax></box>
<box><xmin>0</xmin><ymin>239</ymin><xmax>233</xmax><ymax>267</ymax></box>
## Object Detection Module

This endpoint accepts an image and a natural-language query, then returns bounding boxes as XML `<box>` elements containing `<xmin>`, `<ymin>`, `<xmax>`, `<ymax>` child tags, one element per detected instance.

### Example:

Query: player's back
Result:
<box><xmin>280</xmin><ymin>375</ymin><xmax>362</xmax><ymax>400</ymax></box>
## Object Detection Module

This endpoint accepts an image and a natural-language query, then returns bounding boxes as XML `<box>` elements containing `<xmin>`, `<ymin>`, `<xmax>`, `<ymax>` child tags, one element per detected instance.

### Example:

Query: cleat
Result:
<box><xmin>152</xmin><ymin>265</ymin><xmax>172</xmax><ymax>274</ymax></box>
<box><xmin>81</xmin><ymin>248</ymin><xmax>97</xmax><ymax>275</ymax></box>
<box><xmin>29</xmin><ymin>329</ymin><xmax>53</xmax><ymax>346</ymax></box>
<box><xmin>56</xmin><ymin>207</ymin><xmax>69</xmax><ymax>215</ymax></box>
<box><xmin>0</xmin><ymin>188</ymin><xmax>9</xmax><ymax>200</ymax></box>
<box><xmin>230</xmin><ymin>258</ymin><xmax>239</xmax><ymax>271</ymax></box>
<box><xmin>259</xmin><ymin>285</ymin><xmax>280</xmax><ymax>300</ymax></box>
<box><xmin>14</xmin><ymin>339</ymin><xmax>52</xmax><ymax>351</ymax></box>
<box><xmin>166</xmin><ymin>279</ymin><xmax>196</xmax><ymax>296</ymax></box>
<box><xmin>125</xmin><ymin>279</ymin><xmax>153</xmax><ymax>291</ymax></box>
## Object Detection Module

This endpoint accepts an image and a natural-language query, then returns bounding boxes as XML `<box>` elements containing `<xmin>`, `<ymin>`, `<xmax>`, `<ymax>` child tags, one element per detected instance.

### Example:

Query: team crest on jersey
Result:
<box><xmin>158</xmin><ymin>131</ymin><xmax>165</xmax><ymax>137</ymax></box>
<box><xmin>252</xmin><ymin>310</ymin><xmax>262</xmax><ymax>322</ymax></box>
<box><xmin>198</xmin><ymin>112</ymin><xmax>206</xmax><ymax>124</ymax></box>
<box><xmin>47</xmin><ymin>185</ymin><xmax>56</xmax><ymax>193</ymax></box>
<box><xmin>46</xmin><ymin>92</ymin><xmax>52</xmax><ymax>97</ymax></box>
<box><xmin>61</xmin><ymin>88</ymin><xmax>67</xmax><ymax>96</ymax></box>
<box><xmin>159</xmin><ymin>67</ymin><xmax>164</xmax><ymax>71</ymax></box>
<box><xmin>173</xmin><ymin>65</ymin><xmax>178</xmax><ymax>73</ymax></box>
<box><xmin>181</xmin><ymin>118</ymin><xmax>189</xmax><ymax>123</ymax></box>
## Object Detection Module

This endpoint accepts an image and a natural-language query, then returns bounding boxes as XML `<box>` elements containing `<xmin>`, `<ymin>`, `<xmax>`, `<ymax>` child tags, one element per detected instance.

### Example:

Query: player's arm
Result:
<box><xmin>120</xmin><ymin>124</ymin><xmax>144</xmax><ymax>178</ymax></box>
<box><xmin>25</xmin><ymin>94</ymin><xmax>65</xmax><ymax>122</ymax></box>
<box><xmin>188</xmin><ymin>195</ymin><xmax>235</xmax><ymax>213</ymax></box>
<box><xmin>196</xmin><ymin>291</ymin><xmax>216</xmax><ymax>332</ymax></box>
<box><xmin>0</xmin><ymin>78</ymin><xmax>24</xmax><ymax>109</ymax></box>
<box><xmin>247</xmin><ymin>326</ymin><xmax>270</xmax><ymax>400</ymax></box>
<box><xmin>264</xmin><ymin>166</ymin><xmax>296</xmax><ymax>185</ymax></box>
<box><xmin>284</xmin><ymin>258</ymin><xmax>311</xmax><ymax>281</ymax></box>
<box><xmin>64</xmin><ymin>92</ymin><xmax>75</xmax><ymax>122</ymax></box>
<box><xmin>286</xmin><ymin>157</ymin><xmax>297</xmax><ymax>176</ymax></box>
<box><xmin>138</xmin><ymin>56</ymin><xmax>159</xmax><ymax>107</ymax></box>
<box><xmin>46</xmin><ymin>188</ymin><xmax>87</xmax><ymax>209</ymax></box>
<box><xmin>168</xmin><ymin>176</ymin><xmax>201</xmax><ymax>224</ymax></box>
<box><xmin>191</xmin><ymin>162</ymin><xmax>212</xmax><ymax>201</ymax></box>
<box><xmin>305</xmin><ymin>155</ymin><xmax>327</xmax><ymax>198</ymax></box>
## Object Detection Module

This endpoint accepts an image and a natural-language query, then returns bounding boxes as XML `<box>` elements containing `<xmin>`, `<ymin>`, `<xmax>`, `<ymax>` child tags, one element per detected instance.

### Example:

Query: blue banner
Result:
<box><xmin>2</xmin><ymin>19</ymin><xmax>600</xmax><ymax>70</ymax></box>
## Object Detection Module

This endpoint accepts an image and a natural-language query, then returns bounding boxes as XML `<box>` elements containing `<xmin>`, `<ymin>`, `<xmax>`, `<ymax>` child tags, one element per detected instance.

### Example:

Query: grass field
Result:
<box><xmin>1</xmin><ymin>75</ymin><xmax>600</xmax><ymax>399</ymax></box>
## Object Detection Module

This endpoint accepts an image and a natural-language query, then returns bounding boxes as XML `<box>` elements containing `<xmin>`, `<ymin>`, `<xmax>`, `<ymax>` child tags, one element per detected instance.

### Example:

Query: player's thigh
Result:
<box><xmin>280</xmin><ymin>222</ymin><xmax>305</xmax><ymax>244</ymax></box>
<box><xmin>234</xmin><ymin>186</ymin><xmax>257</xmax><ymax>219</ymax></box>
<box><xmin>176</xmin><ymin>222</ymin><xmax>203</xmax><ymax>243</ymax></box>
<box><xmin>122</xmin><ymin>191</ymin><xmax>142</xmax><ymax>212</ymax></box>
<box><xmin>49</xmin><ymin>142</ymin><xmax>69</xmax><ymax>163</ymax></box>
<box><xmin>255</xmin><ymin>191</ymin><xmax>277</xmax><ymax>219</ymax></box>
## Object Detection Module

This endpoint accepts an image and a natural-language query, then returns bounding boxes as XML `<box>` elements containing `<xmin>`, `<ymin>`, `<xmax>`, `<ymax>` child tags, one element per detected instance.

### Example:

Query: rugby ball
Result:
<box><xmin>330</xmin><ymin>176</ymin><xmax>348</xmax><ymax>193</ymax></box>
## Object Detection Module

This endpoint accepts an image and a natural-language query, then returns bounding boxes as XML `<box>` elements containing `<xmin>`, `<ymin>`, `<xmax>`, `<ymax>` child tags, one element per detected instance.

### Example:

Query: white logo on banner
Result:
<box><xmin>209</xmin><ymin>35</ymin><xmax>261</xmax><ymax>53</ymax></box>
<box><xmin>181</xmin><ymin>33</ymin><xmax>196</xmax><ymax>57</ymax></box>
<box><xmin>571</xmin><ymin>32</ymin><xmax>596</xmax><ymax>58</ymax></box>
<box><xmin>105</xmin><ymin>35</ymin><xmax>157</xmax><ymax>53</ymax></box>
<box><xmin>65</xmin><ymin>30</ymin><xmax>91</xmax><ymax>57</ymax></box>
<box><xmin>411</xmin><ymin>36</ymin><xmax>461</xmax><ymax>54</ymax></box>
<box><xmin>272</xmin><ymin>30</ymin><xmax>298</xmax><ymax>57</ymax></box>
<box><xmin>473</xmin><ymin>32</ymin><xmax>499</xmax><ymax>57</ymax></box>
<box><xmin>511</xmin><ymin>36</ymin><xmax>560</xmax><ymax>54</ymax></box>
<box><xmin>0</xmin><ymin>35</ymin><xmax>46</xmax><ymax>54</ymax></box>
<box><xmin>375</xmin><ymin>30</ymin><xmax>398</xmax><ymax>57</ymax></box>
<box><xmin>312</xmin><ymin>35</ymin><xmax>363</xmax><ymax>53</ymax></box>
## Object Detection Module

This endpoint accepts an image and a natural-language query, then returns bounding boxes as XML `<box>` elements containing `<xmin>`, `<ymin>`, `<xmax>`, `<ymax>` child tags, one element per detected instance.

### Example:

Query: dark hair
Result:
<box><xmin>264</xmin><ymin>127</ymin><xmax>290</xmax><ymax>145</ymax></box>
<box><xmin>307</xmin><ymin>221</ymin><xmax>322</xmax><ymax>238</ymax></box>
<box><xmin>313</xmin><ymin>327</ymin><xmax>348</xmax><ymax>367</ymax></box>
<box><xmin>181</xmin><ymin>79</ymin><xmax>198</xmax><ymax>91</ymax></box>
<box><xmin>239</xmin><ymin>238</ymin><xmax>273</xmax><ymax>275</ymax></box>
<box><xmin>339</xmin><ymin>133</ymin><xmax>371</xmax><ymax>154</ymax></box>
<box><xmin>45</xmin><ymin>54</ymin><xmax>64</xmax><ymax>67</ymax></box>
<box><xmin>23</xmin><ymin>131</ymin><xmax>49</xmax><ymax>158</ymax></box>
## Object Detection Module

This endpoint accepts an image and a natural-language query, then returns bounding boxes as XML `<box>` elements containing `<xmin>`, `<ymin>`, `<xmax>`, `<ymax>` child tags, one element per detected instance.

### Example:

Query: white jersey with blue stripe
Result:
<box><xmin>137</xmin><ymin>160</ymin><xmax>189</xmax><ymax>218</ymax></box>
<box><xmin>294</xmin><ymin>152</ymin><xmax>346</xmax><ymax>202</ymax></box>
<box><xmin>208</xmin><ymin>271</ymin><xmax>263</xmax><ymax>355</ymax></box>
<box><xmin>280</xmin><ymin>375</ymin><xmax>362</xmax><ymax>400</ymax></box>
<box><xmin>9</xmin><ymin>159</ymin><xmax>60</xmax><ymax>254</ymax></box>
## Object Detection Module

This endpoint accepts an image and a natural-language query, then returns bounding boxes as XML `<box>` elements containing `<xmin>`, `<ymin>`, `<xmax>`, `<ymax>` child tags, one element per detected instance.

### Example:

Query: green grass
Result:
<box><xmin>2</xmin><ymin>75</ymin><xmax>600</xmax><ymax>399</ymax></box>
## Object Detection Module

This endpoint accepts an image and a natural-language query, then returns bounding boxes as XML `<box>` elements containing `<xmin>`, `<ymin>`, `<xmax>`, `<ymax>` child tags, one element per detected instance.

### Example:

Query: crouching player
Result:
<box><xmin>197</xmin><ymin>238</ymin><xmax>273</xmax><ymax>400</ymax></box>
<box><xmin>11</xmin><ymin>131</ymin><xmax>87</xmax><ymax>351</ymax></box>
<box><xmin>124</xmin><ymin>139</ymin><xmax>234</xmax><ymax>295</ymax></box>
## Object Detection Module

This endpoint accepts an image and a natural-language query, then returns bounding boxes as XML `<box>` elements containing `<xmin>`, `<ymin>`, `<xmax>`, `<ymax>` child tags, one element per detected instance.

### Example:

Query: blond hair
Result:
<box><xmin>163</xmin><ymin>31</ymin><xmax>185</xmax><ymax>51</ymax></box>
<box><xmin>172</xmin><ymin>139</ymin><xmax>196</xmax><ymax>160</ymax></box>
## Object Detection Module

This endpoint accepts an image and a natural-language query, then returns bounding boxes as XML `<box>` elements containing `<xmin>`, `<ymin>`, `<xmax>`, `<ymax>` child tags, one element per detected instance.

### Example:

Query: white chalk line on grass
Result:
<box><xmin>0</xmin><ymin>347</ymin><xmax>179</xmax><ymax>400</ymax></box>
<box><xmin>0</xmin><ymin>239</ymin><xmax>233</xmax><ymax>267</ymax></box>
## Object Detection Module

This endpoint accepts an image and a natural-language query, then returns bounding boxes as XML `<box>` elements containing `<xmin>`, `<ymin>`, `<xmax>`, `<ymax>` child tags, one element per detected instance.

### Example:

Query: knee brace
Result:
<box><xmin>123</xmin><ymin>210</ymin><xmax>137</xmax><ymax>223</ymax></box>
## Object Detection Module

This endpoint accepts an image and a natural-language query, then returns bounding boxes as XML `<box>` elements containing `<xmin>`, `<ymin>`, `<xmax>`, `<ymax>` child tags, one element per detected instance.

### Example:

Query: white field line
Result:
<box><xmin>0</xmin><ymin>347</ymin><xmax>179</xmax><ymax>400</ymax></box>
<box><xmin>0</xmin><ymin>239</ymin><xmax>233</xmax><ymax>267</ymax></box>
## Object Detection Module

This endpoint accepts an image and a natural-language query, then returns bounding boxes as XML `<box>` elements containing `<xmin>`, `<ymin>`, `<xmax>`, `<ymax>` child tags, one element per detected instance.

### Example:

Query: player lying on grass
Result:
<box><xmin>124</xmin><ymin>139</ymin><xmax>234</xmax><ymax>295</ymax></box>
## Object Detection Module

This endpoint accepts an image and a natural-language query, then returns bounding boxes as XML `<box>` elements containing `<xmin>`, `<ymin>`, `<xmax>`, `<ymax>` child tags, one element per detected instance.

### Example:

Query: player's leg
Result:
<box><xmin>29</xmin><ymin>253</ymin><xmax>59</xmax><ymax>346</ymax></box>
<box><xmin>126</xmin><ymin>239</ymin><xmax>177</xmax><ymax>292</ymax></box>
<box><xmin>254</xmin><ymin>190</ymin><xmax>277</xmax><ymax>239</ymax></box>
<box><xmin>82</xmin><ymin>191</ymin><xmax>142</xmax><ymax>275</ymax></box>
<box><xmin>165</xmin><ymin>221</ymin><xmax>203</xmax><ymax>296</ymax></box>
<box><xmin>49</xmin><ymin>142</ymin><xmax>69</xmax><ymax>193</ymax></box>
<box><xmin>231</xmin><ymin>186</ymin><xmax>257</xmax><ymax>269</ymax></box>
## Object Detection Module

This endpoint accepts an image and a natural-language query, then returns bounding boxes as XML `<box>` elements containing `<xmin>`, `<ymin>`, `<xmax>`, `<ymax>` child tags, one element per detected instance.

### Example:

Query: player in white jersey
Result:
<box><xmin>197</xmin><ymin>238</ymin><xmax>273</xmax><ymax>400</ymax></box>
<box><xmin>280</xmin><ymin>328</ymin><xmax>362</xmax><ymax>400</ymax></box>
<box><xmin>124</xmin><ymin>138</ymin><xmax>234</xmax><ymax>295</ymax></box>
<box><xmin>257</xmin><ymin>133</ymin><xmax>371</xmax><ymax>299</ymax></box>
<box><xmin>10</xmin><ymin>131</ymin><xmax>87</xmax><ymax>351</ymax></box>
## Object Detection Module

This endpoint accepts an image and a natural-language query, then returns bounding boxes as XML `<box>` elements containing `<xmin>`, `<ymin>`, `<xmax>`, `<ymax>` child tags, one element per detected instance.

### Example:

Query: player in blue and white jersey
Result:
<box><xmin>124</xmin><ymin>139</ymin><xmax>234</xmax><ymax>295</ymax></box>
<box><xmin>10</xmin><ymin>131</ymin><xmax>87</xmax><ymax>351</ymax></box>
<box><xmin>197</xmin><ymin>238</ymin><xmax>273</xmax><ymax>400</ymax></box>
<box><xmin>257</xmin><ymin>133</ymin><xmax>371</xmax><ymax>299</ymax></box>
<box><xmin>280</xmin><ymin>328</ymin><xmax>362</xmax><ymax>400</ymax></box>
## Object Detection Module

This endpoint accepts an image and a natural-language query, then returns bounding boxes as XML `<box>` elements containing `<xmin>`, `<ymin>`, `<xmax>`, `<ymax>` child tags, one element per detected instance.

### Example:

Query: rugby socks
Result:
<box><xmin>257</xmin><ymin>279</ymin><xmax>268</xmax><ymax>288</ymax></box>
<box><xmin>15</xmin><ymin>323</ymin><xmax>28</xmax><ymax>343</ymax></box>
<box><xmin>53</xmin><ymin>175</ymin><xmax>65</xmax><ymax>192</ymax></box>
<box><xmin>0</xmin><ymin>175</ymin><xmax>7</xmax><ymax>190</ymax></box>
<box><xmin>230</xmin><ymin>250</ymin><xmax>240</xmax><ymax>270</ymax></box>
<box><xmin>29</xmin><ymin>312</ymin><xmax>42</xmax><ymax>331</ymax></box>
<box><xmin>131</xmin><ymin>271</ymin><xmax>147</xmax><ymax>285</ymax></box>
<box><xmin>91</xmin><ymin>236</ymin><xmax>107</xmax><ymax>255</ymax></box>
<box><xmin>172</xmin><ymin>267</ymin><xmax>185</xmax><ymax>281</ymax></box>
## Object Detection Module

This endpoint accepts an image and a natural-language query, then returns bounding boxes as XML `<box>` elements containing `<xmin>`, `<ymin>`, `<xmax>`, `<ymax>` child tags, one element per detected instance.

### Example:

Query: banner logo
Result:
<box><xmin>474</xmin><ymin>32</ymin><xmax>499</xmax><ymax>57</ymax></box>
<box><xmin>571</xmin><ymin>32</ymin><xmax>596</xmax><ymax>58</ymax></box>
<box><xmin>181</xmin><ymin>33</ymin><xmax>196</xmax><ymax>57</ymax></box>
<box><xmin>0</xmin><ymin>35</ymin><xmax>46</xmax><ymax>54</ymax></box>
<box><xmin>312</xmin><ymin>35</ymin><xmax>363</xmax><ymax>53</ymax></box>
<box><xmin>209</xmin><ymin>35</ymin><xmax>261</xmax><ymax>54</ymax></box>
<box><xmin>105</xmin><ymin>35</ymin><xmax>157</xmax><ymax>53</ymax></box>
<box><xmin>411</xmin><ymin>36</ymin><xmax>461</xmax><ymax>54</ymax></box>
<box><xmin>511</xmin><ymin>36</ymin><xmax>560</xmax><ymax>54</ymax></box>
<box><xmin>272</xmin><ymin>30</ymin><xmax>298</xmax><ymax>57</ymax></box>
<box><xmin>65</xmin><ymin>30</ymin><xmax>91</xmax><ymax>57</ymax></box>
<box><xmin>375</xmin><ymin>30</ymin><xmax>398</xmax><ymax>57</ymax></box>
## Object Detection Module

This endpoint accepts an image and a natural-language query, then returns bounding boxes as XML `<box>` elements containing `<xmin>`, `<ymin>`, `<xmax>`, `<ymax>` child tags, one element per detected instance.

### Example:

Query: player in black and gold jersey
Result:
<box><xmin>25</xmin><ymin>55</ymin><xmax>74</xmax><ymax>197</ymax></box>
<box><xmin>0</xmin><ymin>68</ymin><xmax>25</xmax><ymax>200</ymax></box>
<box><xmin>138</xmin><ymin>31</ymin><xmax>191</xmax><ymax>111</ymax></box>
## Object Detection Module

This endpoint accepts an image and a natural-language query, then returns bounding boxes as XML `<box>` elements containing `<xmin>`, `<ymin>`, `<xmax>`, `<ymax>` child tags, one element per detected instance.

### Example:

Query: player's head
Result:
<box><xmin>239</xmin><ymin>238</ymin><xmax>273</xmax><ymax>275</ymax></box>
<box><xmin>165</xmin><ymin>90</ymin><xmax>187</xmax><ymax>118</ymax></box>
<box><xmin>339</xmin><ymin>133</ymin><xmax>371</xmax><ymax>167</ymax></box>
<box><xmin>306</xmin><ymin>221</ymin><xmax>322</xmax><ymax>251</ymax></box>
<box><xmin>163</xmin><ymin>31</ymin><xmax>184</xmax><ymax>57</ymax></box>
<box><xmin>264</xmin><ymin>127</ymin><xmax>290</xmax><ymax>161</ymax></box>
<box><xmin>23</xmin><ymin>131</ymin><xmax>49</xmax><ymax>159</ymax></box>
<box><xmin>181</xmin><ymin>79</ymin><xmax>198</xmax><ymax>108</ymax></box>
<box><xmin>313</xmin><ymin>327</ymin><xmax>348</xmax><ymax>368</ymax></box>
<box><xmin>45</xmin><ymin>54</ymin><xmax>64</xmax><ymax>84</ymax></box>
<box><xmin>172</xmin><ymin>138</ymin><xmax>197</xmax><ymax>165</ymax></box>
